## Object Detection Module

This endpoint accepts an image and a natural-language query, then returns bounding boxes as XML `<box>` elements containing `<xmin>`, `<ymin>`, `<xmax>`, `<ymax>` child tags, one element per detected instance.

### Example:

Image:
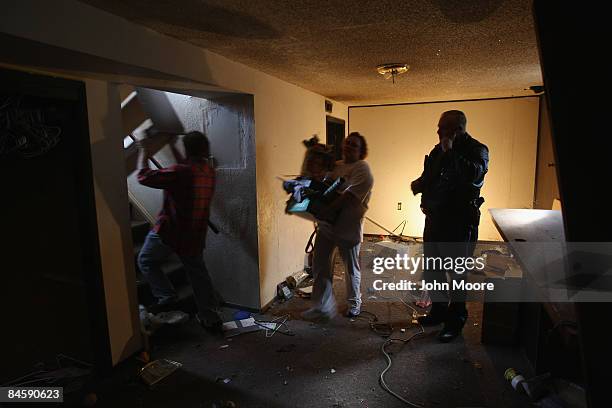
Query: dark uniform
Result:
<box><xmin>412</xmin><ymin>132</ymin><xmax>489</xmax><ymax>330</ymax></box>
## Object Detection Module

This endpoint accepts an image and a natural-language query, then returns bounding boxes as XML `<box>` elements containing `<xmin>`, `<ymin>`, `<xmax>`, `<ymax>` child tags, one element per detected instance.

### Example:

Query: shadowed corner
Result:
<box><xmin>82</xmin><ymin>0</ymin><xmax>281</xmax><ymax>40</ymax></box>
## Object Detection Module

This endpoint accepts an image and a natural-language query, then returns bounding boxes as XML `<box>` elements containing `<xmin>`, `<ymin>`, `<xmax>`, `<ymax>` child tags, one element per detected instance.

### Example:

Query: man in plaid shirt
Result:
<box><xmin>137</xmin><ymin>131</ymin><xmax>221</xmax><ymax>331</ymax></box>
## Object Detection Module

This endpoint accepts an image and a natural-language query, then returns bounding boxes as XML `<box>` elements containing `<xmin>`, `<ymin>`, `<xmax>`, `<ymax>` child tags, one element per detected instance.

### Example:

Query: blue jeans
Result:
<box><xmin>311</xmin><ymin>232</ymin><xmax>362</xmax><ymax>315</ymax></box>
<box><xmin>137</xmin><ymin>231</ymin><xmax>220</xmax><ymax>323</ymax></box>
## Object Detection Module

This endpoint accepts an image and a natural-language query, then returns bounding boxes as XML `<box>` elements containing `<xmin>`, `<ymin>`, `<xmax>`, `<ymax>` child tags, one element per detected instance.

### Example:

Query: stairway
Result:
<box><xmin>121</xmin><ymin>86</ymin><xmax>196</xmax><ymax>314</ymax></box>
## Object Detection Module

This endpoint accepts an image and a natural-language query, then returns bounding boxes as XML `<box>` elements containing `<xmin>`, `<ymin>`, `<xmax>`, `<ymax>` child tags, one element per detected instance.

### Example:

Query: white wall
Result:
<box><xmin>256</xmin><ymin>94</ymin><xmax>348</xmax><ymax>306</ymax></box>
<box><xmin>86</xmin><ymin>79</ymin><xmax>141</xmax><ymax>364</ymax></box>
<box><xmin>1</xmin><ymin>0</ymin><xmax>348</xmax><ymax>314</ymax></box>
<box><xmin>127</xmin><ymin>89</ymin><xmax>260</xmax><ymax>309</ymax></box>
<box><xmin>349</xmin><ymin>97</ymin><xmax>539</xmax><ymax>241</ymax></box>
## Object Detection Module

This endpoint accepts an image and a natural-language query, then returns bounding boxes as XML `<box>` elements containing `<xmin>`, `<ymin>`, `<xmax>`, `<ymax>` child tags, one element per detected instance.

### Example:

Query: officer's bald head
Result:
<box><xmin>440</xmin><ymin>110</ymin><xmax>467</xmax><ymax>133</ymax></box>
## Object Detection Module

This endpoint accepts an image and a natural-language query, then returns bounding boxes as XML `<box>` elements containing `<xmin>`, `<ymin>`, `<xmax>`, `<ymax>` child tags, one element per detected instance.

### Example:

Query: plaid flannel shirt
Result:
<box><xmin>137</xmin><ymin>162</ymin><xmax>215</xmax><ymax>256</ymax></box>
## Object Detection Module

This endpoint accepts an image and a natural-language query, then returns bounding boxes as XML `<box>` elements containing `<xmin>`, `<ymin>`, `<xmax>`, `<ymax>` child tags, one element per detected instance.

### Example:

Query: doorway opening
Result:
<box><xmin>1</xmin><ymin>67</ymin><xmax>109</xmax><ymax>386</ymax></box>
<box><xmin>119</xmin><ymin>85</ymin><xmax>260</xmax><ymax>351</ymax></box>
<box><xmin>326</xmin><ymin>116</ymin><xmax>345</xmax><ymax>161</ymax></box>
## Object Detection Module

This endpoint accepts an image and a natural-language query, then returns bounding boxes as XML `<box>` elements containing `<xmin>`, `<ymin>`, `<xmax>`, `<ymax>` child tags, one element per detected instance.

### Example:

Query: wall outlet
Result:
<box><xmin>397</xmin><ymin>202</ymin><xmax>402</xmax><ymax>210</ymax></box>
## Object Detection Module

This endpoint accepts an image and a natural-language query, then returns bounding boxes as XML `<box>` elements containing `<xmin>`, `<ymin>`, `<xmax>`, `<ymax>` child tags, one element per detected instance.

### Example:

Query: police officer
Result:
<box><xmin>411</xmin><ymin>110</ymin><xmax>489</xmax><ymax>342</ymax></box>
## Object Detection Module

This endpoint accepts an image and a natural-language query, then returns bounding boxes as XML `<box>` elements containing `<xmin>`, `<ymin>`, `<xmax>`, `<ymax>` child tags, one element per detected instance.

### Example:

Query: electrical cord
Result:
<box><xmin>365</xmin><ymin>216</ymin><xmax>418</xmax><ymax>242</ymax></box>
<box><xmin>392</xmin><ymin>220</ymin><xmax>408</xmax><ymax>236</ymax></box>
<box><xmin>352</xmin><ymin>310</ymin><xmax>392</xmax><ymax>337</ymax></box>
<box><xmin>354</xmin><ymin>307</ymin><xmax>428</xmax><ymax>407</ymax></box>
<box><xmin>380</xmin><ymin>327</ymin><xmax>427</xmax><ymax>408</ymax></box>
<box><xmin>305</xmin><ymin>228</ymin><xmax>316</xmax><ymax>253</ymax></box>
<box><xmin>365</xmin><ymin>216</ymin><xmax>404</xmax><ymax>239</ymax></box>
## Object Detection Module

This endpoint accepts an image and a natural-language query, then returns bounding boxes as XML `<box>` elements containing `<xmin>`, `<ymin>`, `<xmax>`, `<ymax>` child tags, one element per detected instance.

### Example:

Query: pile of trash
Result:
<box><xmin>1</xmin><ymin>354</ymin><xmax>94</xmax><ymax>405</ymax></box>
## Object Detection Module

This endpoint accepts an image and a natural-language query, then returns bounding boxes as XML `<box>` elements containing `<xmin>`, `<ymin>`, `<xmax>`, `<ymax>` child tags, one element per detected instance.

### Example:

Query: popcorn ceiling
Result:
<box><xmin>81</xmin><ymin>0</ymin><xmax>541</xmax><ymax>104</ymax></box>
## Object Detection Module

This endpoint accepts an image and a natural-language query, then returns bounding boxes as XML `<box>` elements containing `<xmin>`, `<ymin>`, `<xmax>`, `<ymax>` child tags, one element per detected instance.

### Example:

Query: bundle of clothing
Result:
<box><xmin>283</xmin><ymin>136</ymin><xmax>343</xmax><ymax>223</ymax></box>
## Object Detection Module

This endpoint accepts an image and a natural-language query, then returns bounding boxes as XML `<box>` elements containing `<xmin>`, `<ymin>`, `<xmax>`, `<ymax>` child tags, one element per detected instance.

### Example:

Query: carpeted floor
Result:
<box><xmin>96</xmin><ymin>239</ymin><xmax>533</xmax><ymax>408</ymax></box>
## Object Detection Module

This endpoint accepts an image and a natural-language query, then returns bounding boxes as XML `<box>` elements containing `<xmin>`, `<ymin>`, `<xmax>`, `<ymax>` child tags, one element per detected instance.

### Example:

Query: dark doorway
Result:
<box><xmin>1</xmin><ymin>68</ymin><xmax>110</xmax><ymax>384</ymax></box>
<box><xmin>326</xmin><ymin>116</ymin><xmax>345</xmax><ymax>161</ymax></box>
<box><xmin>534</xmin><ymin>2</ymin><xmax>609</xmax><ymax>406</ymax></box>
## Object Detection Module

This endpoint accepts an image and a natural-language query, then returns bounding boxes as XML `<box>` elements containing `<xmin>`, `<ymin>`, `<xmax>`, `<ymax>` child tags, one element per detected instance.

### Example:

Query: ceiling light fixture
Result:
<box><xmin>376</xmin><ymin>63</ymin><xmax>410</xmax><ymax>84</ymax></box>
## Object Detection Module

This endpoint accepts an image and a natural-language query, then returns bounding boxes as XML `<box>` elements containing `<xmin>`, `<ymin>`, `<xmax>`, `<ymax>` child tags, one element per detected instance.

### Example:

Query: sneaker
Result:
<box><xmin>437</xmin><ymin>315</ymin><xmax>467</xmax><ymax>343</ymax></box>
<box><xmin>344</xmin><ymin>310</ymin><xmax>361</xmax><ymax>318</ymax></box>
<box><xmin>438</xmin><ymin>325</ymin><xmax>461</xmax><ymax>342</ymax></box>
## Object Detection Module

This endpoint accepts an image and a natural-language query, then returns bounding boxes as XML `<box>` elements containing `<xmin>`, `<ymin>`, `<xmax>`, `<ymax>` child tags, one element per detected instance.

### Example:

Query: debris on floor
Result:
<box><xmin>299</xmin><ymin>287</ymin><xmax>313</xmax><ymax>295</ymax></box>
<box><xmin>139</xmin><ymin>359</ymin><xmax>182</xmax><ymax>387</ymax></box>
<box><xmin>277</xmin><ymin>281</ymin><xmax>293</xmax><ymax>300</ymax></box>
<box><xmin>260</xmin><ymin>314</ymin><xmax>294</xmax><ymax>337</ymax></box>
<box><xmin>75</xmin><ymin>237</ymin><xmax>546</xmax><ymax>408</ymax></box>
<box><xmin>503</xmin><ymin>368</ymin><xmax>585</xmax><ymax>406</ymax></box>
<box><xmin>222</xmin><ymin>316</ymin><xmax>281</xmax><ymax>338</ymax></box>
<box><xmin>297</xmin><ymin>285</ymin><xmax>313</xmax><ymax>297</ymax></box>
<box><xmin>287</xmin><ymin>270</ymin><xmax>310</xmax><ymax>288</ymax></box>
<box><xmin>479</xmin><ymin>247</ymin><xmax>518</xmax><ymax>276</ymax></box>
<box><xmin>2</xmin><ymin>354</ymin><xmax>92</xmax><ymax>398</ymax></box>
<box><xmin>414</xmin><ymin>295</ymin><xmax>431</xmax><ymax>309</ymax></box>
<box><xmin>233</xmin><ymin>310</ymin><xmax>251</xmax><ymax>320</ymax></box>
